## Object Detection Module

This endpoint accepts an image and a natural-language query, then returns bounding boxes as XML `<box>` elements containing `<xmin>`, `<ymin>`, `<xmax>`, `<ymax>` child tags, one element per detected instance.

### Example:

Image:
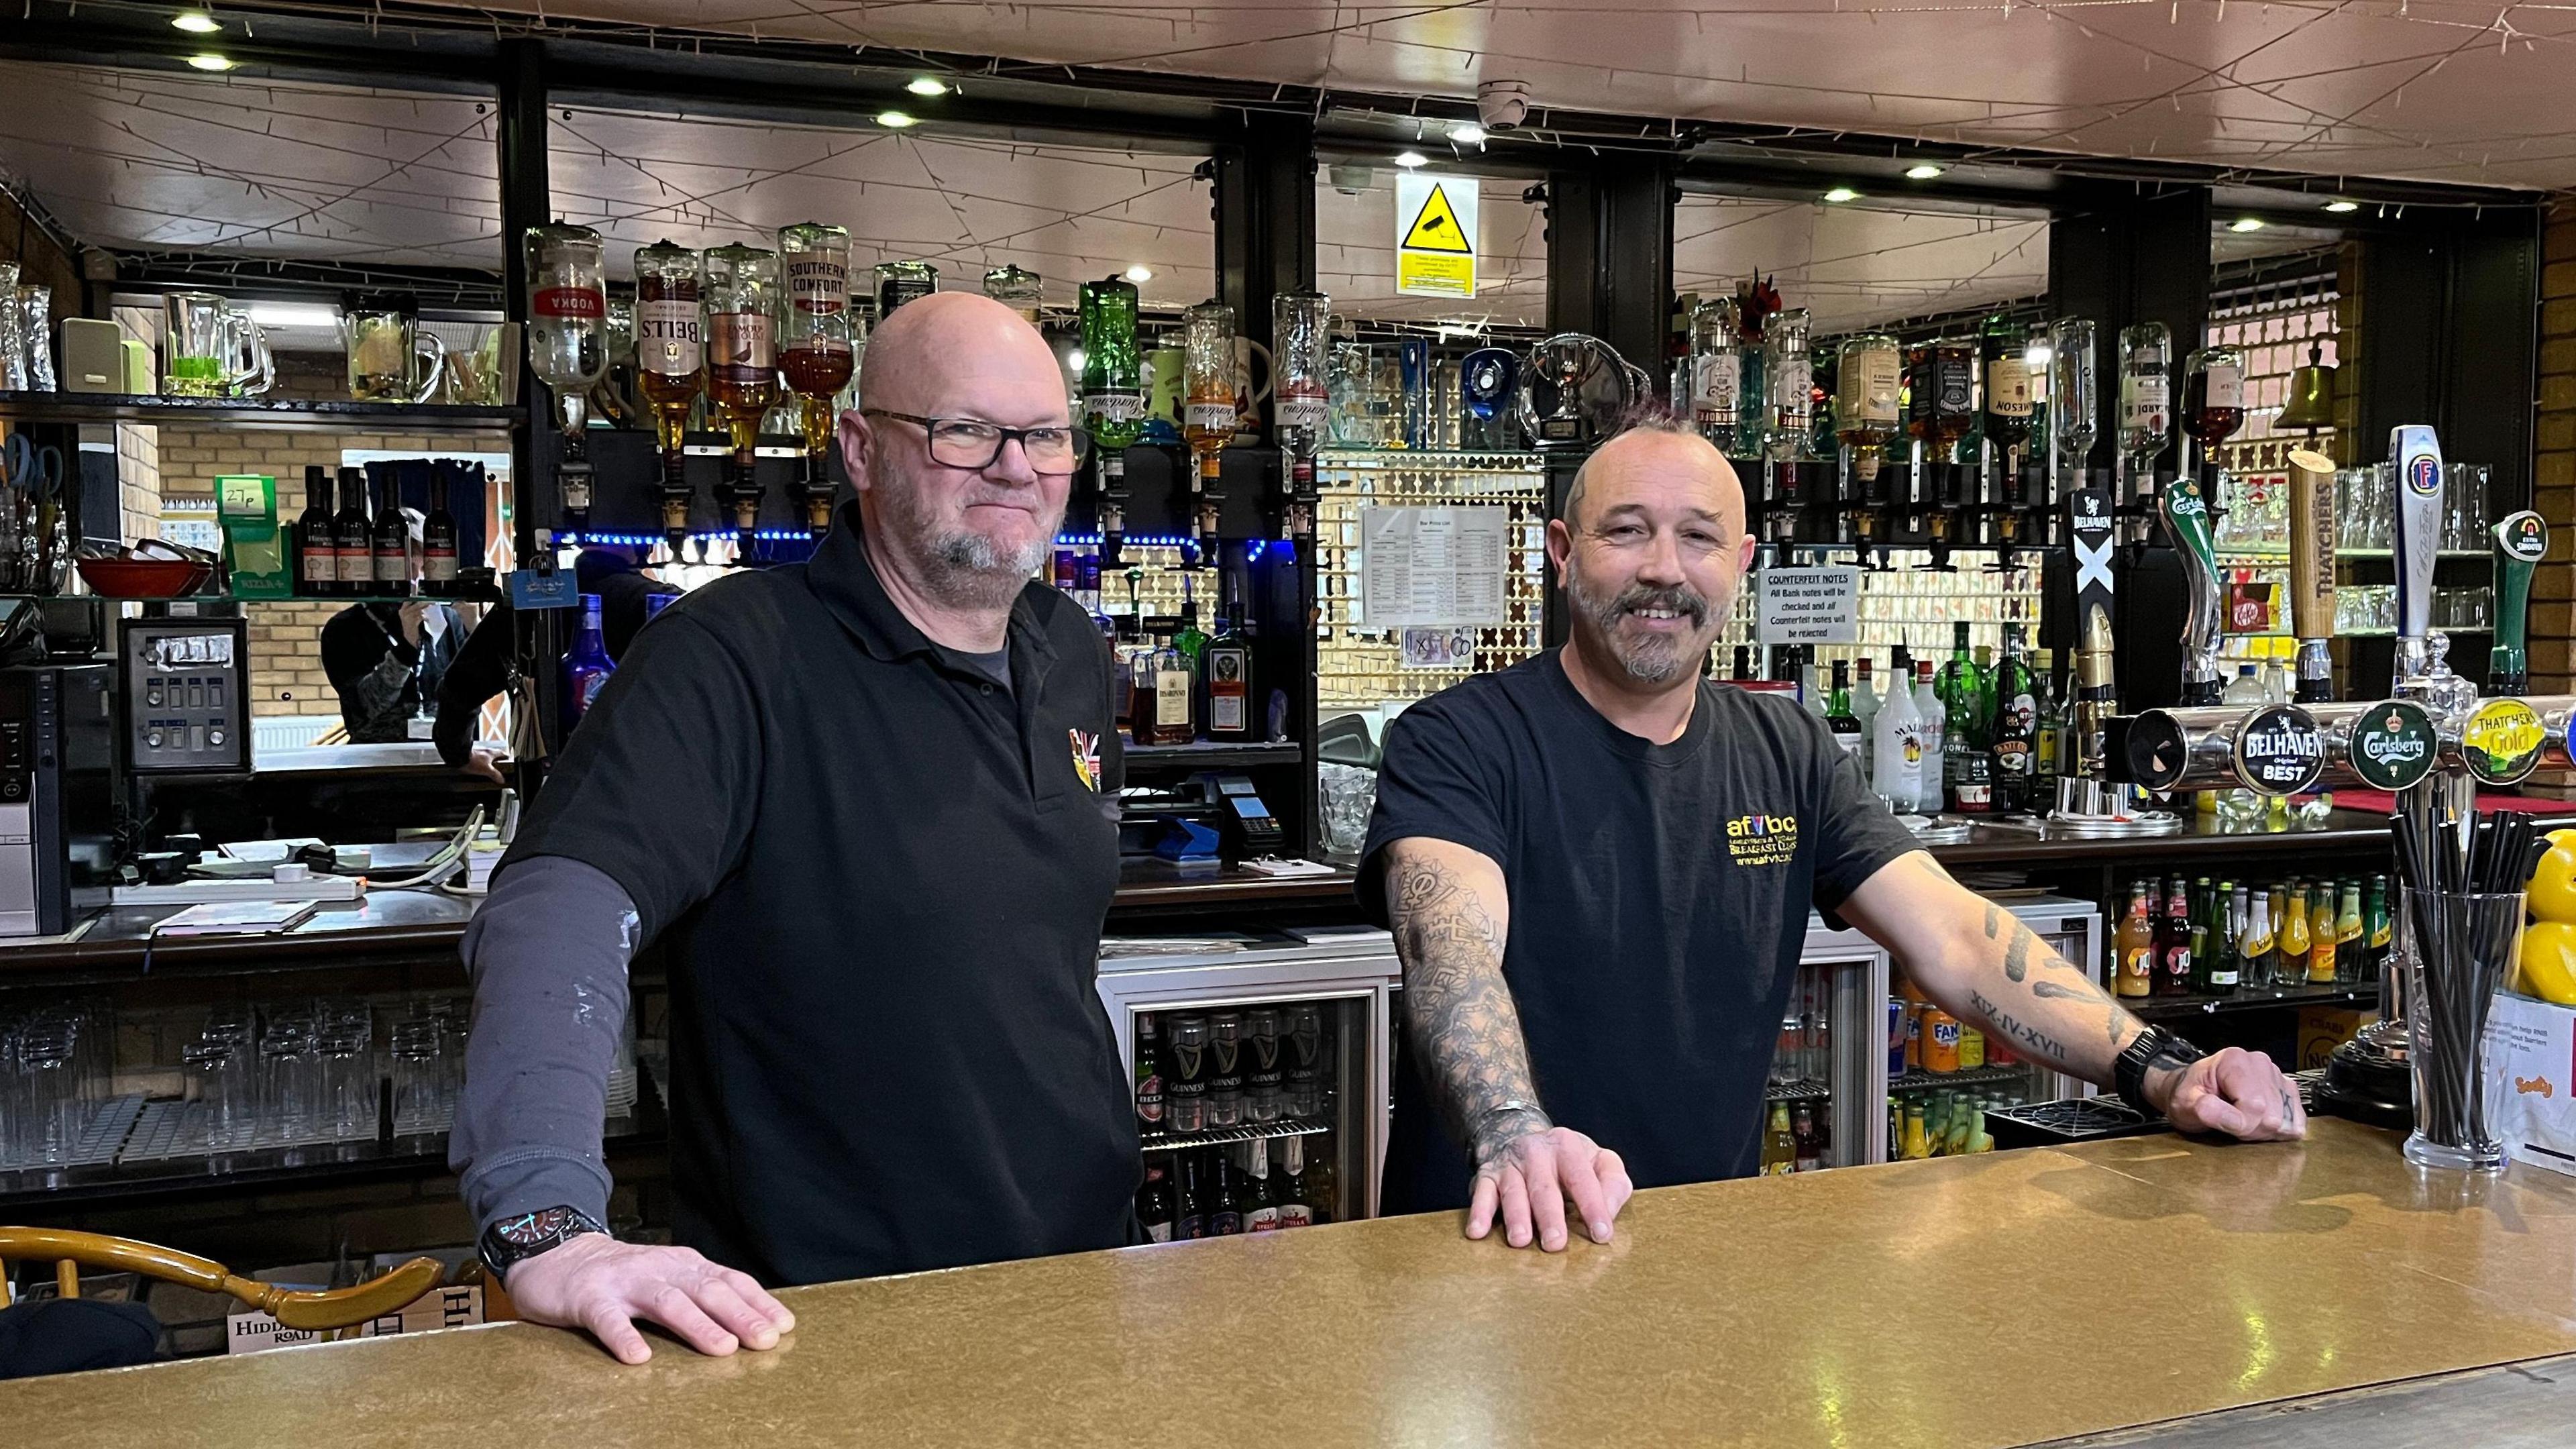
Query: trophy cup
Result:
<box><xmin>1515</xmin><ymin>333</ymin><xmax>1639</xmax><ymax>453</ymax></box>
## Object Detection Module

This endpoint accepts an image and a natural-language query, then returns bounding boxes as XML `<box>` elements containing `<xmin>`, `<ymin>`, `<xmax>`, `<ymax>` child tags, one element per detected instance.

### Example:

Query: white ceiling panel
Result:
<box><xmin>384</xmin><ymin>0</ymin><xmax>2576</xmax><ymax>190</ymax></box>
<box><xmin>1675</xmin><ymin>196</ymin><xmax>2049</xmax><ymax>334</ymax></box>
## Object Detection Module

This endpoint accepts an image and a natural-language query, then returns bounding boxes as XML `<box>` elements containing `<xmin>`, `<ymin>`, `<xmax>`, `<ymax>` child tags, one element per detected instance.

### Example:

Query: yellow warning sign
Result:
<box><xmin>1402</xmin><ymin>184</ymin><xmax>1472</xmax><ymax>252</ymax></box>
<box><xmin>1395</xmin><ymin>172</ymin><xmax>1478</xmax><ymax>299</ymax></box>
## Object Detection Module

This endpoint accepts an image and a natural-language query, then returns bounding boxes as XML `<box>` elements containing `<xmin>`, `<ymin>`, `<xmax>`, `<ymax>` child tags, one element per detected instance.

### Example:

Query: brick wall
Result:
<box><xmin>148</xmin><ymin>348</ymin><xmax>511</xmax><ymax>716</ymax></box>
<box><xmin>2535</xmin><ymin>199</ymin><xmax>2576</xmax><ymax>694</ymax></box>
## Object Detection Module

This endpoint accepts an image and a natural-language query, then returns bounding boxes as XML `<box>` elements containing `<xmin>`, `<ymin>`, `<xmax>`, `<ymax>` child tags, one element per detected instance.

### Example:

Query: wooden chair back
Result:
<box><xmin>0</xmin><ymin>1227</ymin><xmax>443</xmax><ymax>1330</ymax></box>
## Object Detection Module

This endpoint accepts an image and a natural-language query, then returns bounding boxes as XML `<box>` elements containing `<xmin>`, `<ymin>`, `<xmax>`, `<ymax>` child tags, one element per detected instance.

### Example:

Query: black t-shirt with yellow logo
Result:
<box><xmin>1361</xmin><ymin>648</ymin><xmax>1919</xmax><ymax>1210</ymax></box>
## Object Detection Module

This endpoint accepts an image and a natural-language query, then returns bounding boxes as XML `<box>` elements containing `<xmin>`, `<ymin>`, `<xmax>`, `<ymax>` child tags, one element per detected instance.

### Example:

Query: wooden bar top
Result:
<box><xmin>13</xmin><ymin>1118</ymin><xmax>2576</xmax><ymax>1446</ymax></box>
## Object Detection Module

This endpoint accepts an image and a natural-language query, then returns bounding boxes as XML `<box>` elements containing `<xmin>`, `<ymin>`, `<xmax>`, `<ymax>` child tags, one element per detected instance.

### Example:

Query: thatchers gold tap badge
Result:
<box><xmin>1726</xmin><ymin>812</ymin><xmax>1799</xmax><ymax>867</ymax></box>
<box><xmin>1069</xmin><ymin>729</ymin><xmax>1102</xmax><ymax>792</ymax></box>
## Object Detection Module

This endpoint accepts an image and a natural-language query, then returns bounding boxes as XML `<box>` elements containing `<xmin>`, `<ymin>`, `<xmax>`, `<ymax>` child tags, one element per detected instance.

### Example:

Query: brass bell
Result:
<box><xmin>2277</xmin><ymin>338</ymin><xmax>2337</xmax><ymax>432</ymax></box>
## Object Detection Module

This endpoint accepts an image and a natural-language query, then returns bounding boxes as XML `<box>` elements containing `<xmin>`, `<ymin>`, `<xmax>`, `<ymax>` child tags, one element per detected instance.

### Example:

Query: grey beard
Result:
<box><xmin>1570</xmin><ymin>572</ymin><xmax>1725</xmax><ymax>684</ymax></box>
<box><xmin>920</xmin><ymin>528</ymin><xmax>1048</xmax><ymax>609</ymax></box>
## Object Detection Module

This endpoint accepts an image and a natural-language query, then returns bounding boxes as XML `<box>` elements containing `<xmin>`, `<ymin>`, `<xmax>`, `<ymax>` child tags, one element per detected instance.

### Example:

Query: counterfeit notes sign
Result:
<box><xmin>1395</xmin><ymin>172</ymin><xmax>1478</xmax><ymax>299</ymax></box>
<box><xmin>1757</xmin><ymin>566</ymin><xmax>1860</xmax><ymax>645</ymax></box>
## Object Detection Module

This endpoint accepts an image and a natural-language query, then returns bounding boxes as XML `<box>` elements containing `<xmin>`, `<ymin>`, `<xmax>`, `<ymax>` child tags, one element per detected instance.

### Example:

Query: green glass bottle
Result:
<box><xmin>1937</xmin><ymin>622</ymin><xmax>1991</xmax><ymax>812</ymax></box>
<box><xmin>2201</xmin><ymin>878</ymin><xmax>2238</xmax><ymax>992</ymax></box>
<box><xmin>1079</xmin><ymin>276</ymin><xmax>1146</xmax><ymax>555</ymax></box>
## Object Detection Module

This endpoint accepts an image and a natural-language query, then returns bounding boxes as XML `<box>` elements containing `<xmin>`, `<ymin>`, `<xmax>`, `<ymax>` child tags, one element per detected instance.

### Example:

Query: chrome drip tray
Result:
<box><xmin>2045</xmin><ymin>809</ymin><xmax>2186</xmax><ymax>837</ymax></box>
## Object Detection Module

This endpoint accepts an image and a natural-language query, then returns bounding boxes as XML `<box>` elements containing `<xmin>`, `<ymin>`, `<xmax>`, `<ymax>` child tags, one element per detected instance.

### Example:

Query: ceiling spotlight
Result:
<box><xmin>906</xmin><ymin>76</ymin><xmax>948</xmax><ymax>97</ymax></box>
<box><xmin>1447</xmin><ymin>123</ymin><xmax>1487</xmax><ymax>146</ymax></box>
<box><xmin>2324</xmin><ymin>199</ymin><xmax>2359</xmax><ymax>213</ymax></box>
<box><xmin>1393</xmin><ymin>151</ymin><xmax>1429</xmax><ymax>168</ymax></box>
<box><xmin>1904</xmin><ymin>164</ymin><xmax>1944</xmax><ymax>180</ymax></box>
<box><xmin>1124</xmin><ymin>264</ymin><xmax>1153</xmax><ymax>283</ymax></box>
<box><xmin>171</xmin><ymin>9</ymin><xmax>220</xmax><ymax>32</ymax></box>
<box><xmin>2229</xmin><ymin>216</ymin><xmax>2266</xmax><ymax>232</ymax></box>
<box><xmin>1822</xmin><ymin>186</ymin><xmax>1860</xmax><ymax>203</ymax></box>
<box><xmin>874</xmin><ymin>109</ymin><xmax>918</xmax><ymax>129</ymax></box>
<box><xmin>184</xmin><ymin>52</ymin><xmax>233</xmax><ymax>70</ymax></box>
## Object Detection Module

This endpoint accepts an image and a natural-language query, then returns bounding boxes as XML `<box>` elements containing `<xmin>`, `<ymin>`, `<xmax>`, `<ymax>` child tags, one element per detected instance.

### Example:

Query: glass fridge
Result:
<box><xmin>1767</xmin><ymin>894</ymin><xmax>2103</xmax><ymax>1170</ymax></box>
<box><xmin>1098</xmin><ymin>930</ymin><xmax>1399</xmax><ymax>1228</ymax></box>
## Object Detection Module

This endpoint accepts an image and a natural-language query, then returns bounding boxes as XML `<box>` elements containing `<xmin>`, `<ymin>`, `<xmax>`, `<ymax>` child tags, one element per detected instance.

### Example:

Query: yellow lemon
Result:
<box><xmin>2518</xmin><ymin>919</ymin><xmax>2576</xmax><ymax>1005</ymax></box>
<box><xmin>2528</xmin><ymin>830</ymin><xmax>2576</xmax><ymax>925</ymax></box>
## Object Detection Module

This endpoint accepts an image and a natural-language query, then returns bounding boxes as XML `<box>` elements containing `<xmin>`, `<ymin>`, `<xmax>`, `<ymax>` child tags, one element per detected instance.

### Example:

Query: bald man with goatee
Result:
<box><xmin>453</xmin><ymin>293</ymin><xmax>1138</xmax><ymax>1362</ymax></box>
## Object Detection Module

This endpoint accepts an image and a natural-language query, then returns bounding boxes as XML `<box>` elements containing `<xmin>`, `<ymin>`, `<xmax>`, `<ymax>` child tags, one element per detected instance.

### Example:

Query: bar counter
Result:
<box><xmin>12</xmin><ymin>1118</ymin><xmax>2576</xmax><ymax>1447</ymax></box>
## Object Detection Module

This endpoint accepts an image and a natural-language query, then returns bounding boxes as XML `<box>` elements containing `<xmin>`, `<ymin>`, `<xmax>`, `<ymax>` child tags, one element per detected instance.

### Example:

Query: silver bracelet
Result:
<box><xmin>1468</xmin><ymin>1099</ymin><xmax>1552</xmax><ymax>1140</ymax></box>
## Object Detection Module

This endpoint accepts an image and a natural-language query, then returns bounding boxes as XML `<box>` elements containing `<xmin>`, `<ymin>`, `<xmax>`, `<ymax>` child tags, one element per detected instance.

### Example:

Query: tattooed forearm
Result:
<box><xmin>1967</xmin><ymin>989</ymin><xmax>2072</xmax><ymax>1063</ymax></box>
<box><xmin>1389</xmin><ymin>848</ymin><xmax>1546</xmax><ymax>1162</ymax></box>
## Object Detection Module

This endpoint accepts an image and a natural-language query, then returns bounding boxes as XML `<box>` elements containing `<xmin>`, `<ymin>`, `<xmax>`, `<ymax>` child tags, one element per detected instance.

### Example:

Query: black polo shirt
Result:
<box><xmin>500</xmin><ymin>504</ymin><xmax>1136</xmax><ymax>1285</ymax></box>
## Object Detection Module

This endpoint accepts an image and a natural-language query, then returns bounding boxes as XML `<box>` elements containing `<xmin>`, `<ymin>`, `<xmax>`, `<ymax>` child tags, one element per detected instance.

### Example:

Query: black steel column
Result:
<box><xmin>1212</xmin><ymin>112</ymin><xmax>1320</xmax><ymax>855</ymax></box>
<box><xmin>1544</xmin><ymin>156</ymin><xmax>1676</xmax><ymax>388</ymax></box>
<box><xmin>1213</xmin><ymin>113</ymin><xmax>1319</xmax><ymax>355</ymax></box>
<box><xmin>495</xmin><ymin>38</ymin><xmax>567</xmax><ymax>775</ymax></box>
<box><xmin>1538</xmin><ymin>156</ymin><xmax>1675</xmax><ymax>649</ymax></box>
<box><xmin>2048</xmin><ymin>182</ymin><xmax>2210</xmax><ymax>710</ymax></box>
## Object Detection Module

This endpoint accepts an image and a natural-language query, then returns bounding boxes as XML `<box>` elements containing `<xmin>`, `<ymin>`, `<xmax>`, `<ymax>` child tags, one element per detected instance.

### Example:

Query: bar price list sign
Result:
<box><xmin>1757</xmin><ymin>564</ymin><xmax>1860</xmax><ymax>645</ymax></box>
<box><xmin>1358</xmin><ymin>506</ymin><xmax>1508</xmax><ymax>627</ymax></box>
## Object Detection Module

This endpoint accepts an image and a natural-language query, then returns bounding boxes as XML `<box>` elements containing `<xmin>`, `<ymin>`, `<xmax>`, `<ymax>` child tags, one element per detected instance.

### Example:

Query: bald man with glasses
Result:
<box><xmin>453</xmin><ymin>293</ymin><xmax>1138</xmax><ymax>1362</ymax></box>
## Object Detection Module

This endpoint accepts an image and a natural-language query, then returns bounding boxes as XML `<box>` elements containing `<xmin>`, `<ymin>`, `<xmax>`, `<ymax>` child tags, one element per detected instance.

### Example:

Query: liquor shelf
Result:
<box><xmin>1889</xmin><ymin>1063</ymin><xmax>2040</xmax><ymax>1094</ymax></box>
<box><xmin>1138</xmin><ymin>1116</ymin><xmax>1330</xmax><ymax>1155</ymax></box>
<box><xmin>1124</xmin><ymin>740</ymin><xmax>1305</xmax><ymax>769</ymax></box>
<box><xmin>0</xmin><ymin>391</ymin><xmax>519</xmax><ymax>434</ymax></box>
<box><xmin>2126</xmin><ymin>979</ymin><xmax>2379</xmax><ymax>1022</ymax></box>
<box><xmin>13</xmin><ymin>1119</ymin><xmax>2576</xmax><ymax>1446</ymax></box>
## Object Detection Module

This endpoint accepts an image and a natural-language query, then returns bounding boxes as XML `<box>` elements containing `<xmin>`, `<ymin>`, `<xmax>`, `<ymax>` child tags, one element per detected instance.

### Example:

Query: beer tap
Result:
<box><xmin>2159</xmin><ymin>475</ymin><xmax>2224</xmax><ymax>706</ymax></box>
<box><xmin>2058</xmin><ymin>484</ymin><xmax>2128</xmax><ymax>817</ymax></box>
<box><xmin>2491</xmin><ymin>511</ymin><xmax>2548</xmax><ymax>698</ymax></box>
<box><xmin>2288</xmin><ymin>448</ymin><xmax>2338</xmax><ymax>704</ymax></box>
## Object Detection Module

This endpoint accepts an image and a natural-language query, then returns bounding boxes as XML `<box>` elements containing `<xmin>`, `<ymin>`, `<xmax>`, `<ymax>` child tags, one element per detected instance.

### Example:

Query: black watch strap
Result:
<box><xmin>478</xmin><ymin>1205</ymin><xmax>607</xmax><ymax>1280</ymax></box>
<box><xmin>2115</xmin><ymin>1026</ymin><xmax>2207</xmax><ymax>1116</ymax></box>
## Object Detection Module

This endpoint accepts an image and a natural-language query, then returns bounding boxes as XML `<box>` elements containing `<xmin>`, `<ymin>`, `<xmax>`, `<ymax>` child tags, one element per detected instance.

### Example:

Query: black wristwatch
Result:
<box><xmin>2114</xmin><ymin>1026</ymin><xmax>2208</xmax><ymax>1117</ymax></box>
<box><xmin>478</xmin><ymin>1205</ymin><xmax>607</xmax><ymax>1281</ymax></box>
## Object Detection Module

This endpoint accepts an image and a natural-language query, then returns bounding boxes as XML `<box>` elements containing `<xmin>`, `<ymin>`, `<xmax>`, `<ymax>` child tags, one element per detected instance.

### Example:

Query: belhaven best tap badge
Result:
<box><xmin>1069</xmin><ymin>728</ymin><xmax>1102</xmax><ymax>792</ymax></box>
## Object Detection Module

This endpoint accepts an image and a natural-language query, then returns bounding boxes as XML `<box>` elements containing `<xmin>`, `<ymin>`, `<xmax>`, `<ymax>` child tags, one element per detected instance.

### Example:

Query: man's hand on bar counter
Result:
<box><xmin>504</xmin><ymin>1234</ymin><xmax>797</xmax><ymax>1364</ymax></box>
<box><xmin>2150</xmin><ymin>1046</ymin><xmax>2310</xmax><ymax>1140</ymax></box>
<box><xmin>1466</xmin><ymin>1118</ymin><xmax>1634</xmax><ymax>1252</ymax></box>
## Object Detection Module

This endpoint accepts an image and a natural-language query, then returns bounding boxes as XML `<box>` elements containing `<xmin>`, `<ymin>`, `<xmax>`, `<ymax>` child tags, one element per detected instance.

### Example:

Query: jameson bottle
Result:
<box><xmin>1987</xmin><ymin>624</ymin><xmax>2039</xmax><ymax>813</ymax></box>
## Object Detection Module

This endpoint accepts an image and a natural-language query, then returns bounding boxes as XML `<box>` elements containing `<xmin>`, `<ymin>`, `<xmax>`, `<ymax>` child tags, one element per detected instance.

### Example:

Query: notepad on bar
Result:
<box><xmin>152</xmin><ymin>900</ymin><xmax>324</xmax><ymax>936</ymax></box>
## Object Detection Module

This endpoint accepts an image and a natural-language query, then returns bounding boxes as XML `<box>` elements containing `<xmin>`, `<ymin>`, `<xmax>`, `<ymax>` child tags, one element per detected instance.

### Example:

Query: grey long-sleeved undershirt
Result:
<box><xmin>450</xmin><ymin>855</ymin><xmax>641</xmax><ymax>1235</ymax></box>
